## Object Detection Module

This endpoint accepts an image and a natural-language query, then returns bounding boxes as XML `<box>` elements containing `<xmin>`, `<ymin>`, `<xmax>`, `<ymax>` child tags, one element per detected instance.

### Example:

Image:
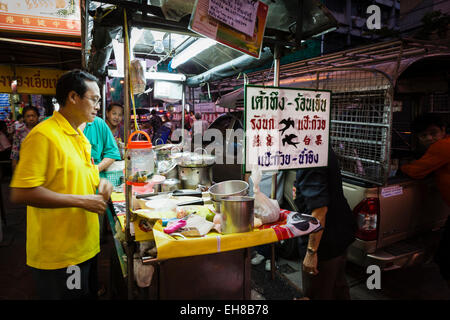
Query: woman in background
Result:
<box><xmin>10</xmin><ymin>106</ymin><xmax>40</xmax><ymax>171</ymax></box>
<box><xmin>105</xmin><ymin>102</ymin><xmax>124</xmax><ymax>143</ymax></box>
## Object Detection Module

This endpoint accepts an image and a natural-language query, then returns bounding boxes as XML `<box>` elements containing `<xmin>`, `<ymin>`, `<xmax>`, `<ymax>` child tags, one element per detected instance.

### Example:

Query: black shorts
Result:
<box><xmin>30</xmin><ymin>255</ymin><xmax>98</xmax><ymax>300</ymax></box>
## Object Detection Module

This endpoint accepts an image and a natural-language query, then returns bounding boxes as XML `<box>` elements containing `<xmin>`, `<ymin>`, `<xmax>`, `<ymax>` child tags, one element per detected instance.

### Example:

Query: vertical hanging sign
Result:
<box><xmin>207</xmin><ymin>0</ymin><xmax>258</xmax><ymax>37</ymax></box>
<box><xmin>189</xmin><ymin>0</ymin><xmax>268</xmax><ymax>58</ymax></box>
<box><xmin>244</xmin><ymin>85</ymin><xmax>331</xmax><ymax>172</ymax></box>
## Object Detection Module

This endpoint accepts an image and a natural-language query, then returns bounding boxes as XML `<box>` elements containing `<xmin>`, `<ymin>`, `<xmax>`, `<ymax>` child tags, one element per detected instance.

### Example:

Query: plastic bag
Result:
<box><xmin>250</xmin><ymin>166</ymin><xmax>280</xmax><ymax>224</ymax></box>
<box><xmin>130</xmin><ymin>59</ymin><xmax>146</xmax><ymax>94</ymax></box>
<box><xmin>133</xmin><ymin>253</ymin><xmax>155</xmax><ymax>288</ymax></box>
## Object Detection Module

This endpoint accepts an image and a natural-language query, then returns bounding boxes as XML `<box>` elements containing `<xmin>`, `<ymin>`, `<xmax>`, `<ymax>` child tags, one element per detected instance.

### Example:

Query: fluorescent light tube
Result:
<box><xmin>108</xmin><ymin>69</ymin><xmax>186</xmax><ymax>82</ymax></box>
<box><xmin>171</xmin><ymin>38</ymin><xmax>216</xmax><ymax>69</ymax></box>
<box><xmin>145</xmin><ymin>72</ymin><xmax>186</xmax><ymax>82</ymax></box>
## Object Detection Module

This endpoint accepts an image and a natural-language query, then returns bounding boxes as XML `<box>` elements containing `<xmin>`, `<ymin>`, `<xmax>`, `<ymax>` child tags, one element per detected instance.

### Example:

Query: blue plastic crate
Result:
<box><xmin>102</xmin><ymin>170</ymin><xmax>124</xmax><ymax>187</ymax></box>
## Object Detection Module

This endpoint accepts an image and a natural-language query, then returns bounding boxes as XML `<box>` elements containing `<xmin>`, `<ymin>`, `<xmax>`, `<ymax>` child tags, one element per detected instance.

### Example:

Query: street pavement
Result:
<box><xmin>252</xmin><ymin>254</ymin><xmax>450</xmax><ymax>300</ymax></box>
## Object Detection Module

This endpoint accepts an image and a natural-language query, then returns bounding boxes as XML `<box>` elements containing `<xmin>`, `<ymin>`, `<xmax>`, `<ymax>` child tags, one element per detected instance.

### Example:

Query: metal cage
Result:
<box><xmin>288</xmin><ymin>68</ymin><xmax>393</xmax><ymax>185</ymax></box>
<box><xmin>215</xmin><ymin>39</ymin><xmax>450</xmax><ymax>185</ymax></box>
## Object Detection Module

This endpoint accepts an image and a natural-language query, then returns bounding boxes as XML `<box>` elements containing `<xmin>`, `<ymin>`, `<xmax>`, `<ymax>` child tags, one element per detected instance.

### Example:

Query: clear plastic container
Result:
<box><xmin>125</xmin><ymin>130</ymin><xmax>155</xmax><ymax>186</ymax></box>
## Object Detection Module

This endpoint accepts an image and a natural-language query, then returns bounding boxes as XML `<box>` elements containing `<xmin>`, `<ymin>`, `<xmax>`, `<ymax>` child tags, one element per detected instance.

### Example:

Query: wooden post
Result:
<box><xmin>123</xmin><ymin>9</ymin><xmax>134</xmax><ymax>300</ymax></box>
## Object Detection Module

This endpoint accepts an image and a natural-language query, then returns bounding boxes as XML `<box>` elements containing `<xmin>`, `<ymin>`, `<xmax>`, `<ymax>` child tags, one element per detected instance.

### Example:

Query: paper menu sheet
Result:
<box><xmin>208</xmin><ymin>0</ymin><xmax>259</xmax><ymax>37</ymax></box>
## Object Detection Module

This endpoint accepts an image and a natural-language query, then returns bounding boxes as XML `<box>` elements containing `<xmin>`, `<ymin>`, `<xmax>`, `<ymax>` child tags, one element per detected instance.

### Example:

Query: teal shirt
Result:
<box><xmin>83</xmin><ymin>117</ymin><xmax>121</xmax><ymax>166</ymax></box>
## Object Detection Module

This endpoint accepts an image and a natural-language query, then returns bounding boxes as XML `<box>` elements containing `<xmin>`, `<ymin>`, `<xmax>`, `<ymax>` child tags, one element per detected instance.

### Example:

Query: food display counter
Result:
<box><xmin>105</xmin><ymin>190</ymin><xmax>321</xmax><ymax>299</ymax></box>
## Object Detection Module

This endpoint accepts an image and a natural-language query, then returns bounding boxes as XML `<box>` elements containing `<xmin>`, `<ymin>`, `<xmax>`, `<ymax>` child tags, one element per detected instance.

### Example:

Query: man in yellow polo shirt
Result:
<box><xmin>10</xmin><ymin>69</ymin><xmax>113</xmax><ymax>299</ymax></box>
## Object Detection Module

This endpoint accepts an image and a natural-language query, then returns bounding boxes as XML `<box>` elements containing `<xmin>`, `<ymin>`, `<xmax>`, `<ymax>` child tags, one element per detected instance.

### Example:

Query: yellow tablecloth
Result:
<box><xmin>152</xmin><ymin>221</ymin><xmax>279</xmax><ymax>260</ymax></box>
<box><xmin>110</xmin><ymin>193</ymin><xmax>320</xmax><ymax>261</ymax></box>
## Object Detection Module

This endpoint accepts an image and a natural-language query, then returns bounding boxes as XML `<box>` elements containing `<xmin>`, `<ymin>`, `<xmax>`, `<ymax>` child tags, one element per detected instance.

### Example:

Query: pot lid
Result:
<box><xmin>178</xmin><ymin>152</ymin><xmax>216</xmax><ymax>166</ymax></box>
<box><xmin>157</xmin><ymin>160</ymin><xmax>177</xmax><ymax>173</ymax></box>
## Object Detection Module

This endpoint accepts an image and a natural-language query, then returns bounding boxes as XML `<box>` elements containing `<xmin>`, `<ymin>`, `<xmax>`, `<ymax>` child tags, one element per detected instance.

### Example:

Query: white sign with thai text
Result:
<box><xmin>245</xmin><ymin>85</ymin><xmax>330</xmax><ymax>172</ymax></box>
<box><xmin>208</xmin><ymin>0</ymin><xmax>259</xmax><ymax>37</ymax></box>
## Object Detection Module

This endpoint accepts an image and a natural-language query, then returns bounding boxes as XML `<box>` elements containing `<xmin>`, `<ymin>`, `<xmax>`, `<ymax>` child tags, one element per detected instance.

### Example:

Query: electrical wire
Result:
<box><xmin>5</xmin><ymin>59</ymin><xmax>81</xmax><ymax>67</ymax></box>
<box><xmin>123</xmin><ymin>8</ymin><xmax>139</xmax><ymax>133</ymax></box>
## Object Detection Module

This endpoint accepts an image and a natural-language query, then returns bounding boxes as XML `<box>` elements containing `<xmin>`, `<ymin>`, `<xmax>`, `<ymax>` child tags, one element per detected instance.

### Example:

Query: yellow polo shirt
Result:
<box><xmin>10</xmin><ymin>111</ymin><xmax>100</xmax><ymax>270</ymax></box>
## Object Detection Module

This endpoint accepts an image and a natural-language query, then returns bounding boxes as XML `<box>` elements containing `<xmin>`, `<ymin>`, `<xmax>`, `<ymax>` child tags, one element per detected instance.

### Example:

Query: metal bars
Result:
<box><xmin>292</xmin><ymin>68</ymin><xmax>393</xmax><ymax>185</ymax></box>
<box><xmin>322</xmin><ymin>69</ymin><xmax>392</xmax><ymax>185</ymax></box>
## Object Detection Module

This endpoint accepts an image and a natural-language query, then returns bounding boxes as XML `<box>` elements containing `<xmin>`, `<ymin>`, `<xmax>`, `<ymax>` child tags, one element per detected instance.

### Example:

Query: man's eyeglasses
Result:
<box><xmin>80</xmin><ymin>94</ymin><xmax>101</xmax><ymax>106</ymax></box>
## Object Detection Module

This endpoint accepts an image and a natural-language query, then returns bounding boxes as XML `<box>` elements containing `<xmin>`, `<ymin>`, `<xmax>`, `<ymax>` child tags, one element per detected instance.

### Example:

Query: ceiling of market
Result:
<box><xmin>0</xmin><ymin>0</ymin><xmax>338</xmax><ymax>89</ymax></box>
<box><xmin>87</xmin><ymin>0</ymin><xmax>337</xmax><ymax>86</ymax></box>
<box><xmin>0</xmin><ymin>34</ymin><xmax>83</xmax><ymax>70</ymax></box>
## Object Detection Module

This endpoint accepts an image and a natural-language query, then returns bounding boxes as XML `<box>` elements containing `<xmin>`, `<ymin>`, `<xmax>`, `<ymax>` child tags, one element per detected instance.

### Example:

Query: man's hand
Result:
<box><xmin>98</xmin><ymin>178</ymin><xmax>113</xmax><ymax>202</ymax></box>
<box><xmin>10</xmin><ymin>186</ymin><xmax>109</xmax><ymax>215</ymax></box>
<box><xmin>82</xmin><ymin>194</ymin><xmax>108</xmax><ymax>215</ymax></box>
<box><xmin>303</xmin><ymin>251</ymin><xmax>319</xmax><ymax>276</ymax></box>
<box><xmin>303</xmin><ymin>206</ymin><xmax>327</xmax><ymax>277</ymax></box>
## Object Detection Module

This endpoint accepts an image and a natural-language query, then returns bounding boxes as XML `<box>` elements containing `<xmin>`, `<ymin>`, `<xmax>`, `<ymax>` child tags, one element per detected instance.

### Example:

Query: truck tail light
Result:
<box><xmin>353</xmin><ymin>197</ymin><xmax>379</xmax><ymax>241</ymax></box>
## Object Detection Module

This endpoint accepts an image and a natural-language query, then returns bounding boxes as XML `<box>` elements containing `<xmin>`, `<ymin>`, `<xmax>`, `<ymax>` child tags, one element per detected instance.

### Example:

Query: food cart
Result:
<box><xmin>84</xmin><ymin>0</ymin><xmax>339</xmax><ymax>299</ymax></box>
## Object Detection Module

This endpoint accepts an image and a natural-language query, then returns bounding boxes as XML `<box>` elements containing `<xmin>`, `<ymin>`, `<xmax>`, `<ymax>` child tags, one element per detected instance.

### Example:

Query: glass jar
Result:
<box><xmin>125</xmin><ymin>130</ymin><xmax>155</xmax><ymax>186</ymax></box>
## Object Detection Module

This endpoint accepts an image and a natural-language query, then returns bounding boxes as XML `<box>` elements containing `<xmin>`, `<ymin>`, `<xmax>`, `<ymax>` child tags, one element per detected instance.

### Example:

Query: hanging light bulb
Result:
<box><xmin>151</xmin><ymin>31</ymin><xmax>165</xmax><ymax>54</ymax></box>
<box><xmin>154</xmin><ymin>40</ymin><xmax>164</xmax><ymax>53</ymax></box>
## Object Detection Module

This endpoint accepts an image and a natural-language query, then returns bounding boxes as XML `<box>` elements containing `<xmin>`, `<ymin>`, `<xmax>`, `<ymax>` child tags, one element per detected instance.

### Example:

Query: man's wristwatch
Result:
<box><xmin>307</xmin><ymin>247</ymin><xmax>317</xmax><ymax>255</ymax></box>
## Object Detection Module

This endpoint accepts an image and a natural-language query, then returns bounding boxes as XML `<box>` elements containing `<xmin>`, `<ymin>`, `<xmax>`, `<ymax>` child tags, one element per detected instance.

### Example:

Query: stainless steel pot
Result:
<box><xmin>179</xmin><ymin>165</ymin><xmax>213</xmax><ymax>189</ymax></box>
<box><xmin>177</xmin><ymin>151</ymin><xmax>216</xmax><ymax>190</ymax></box>
<box><xmin>208</xmin><ymin>180</ymin><xmax>249</xmax><ymax>212</ymax></box>
<box><xmin>220</xmin><ymin>196</ymin><xmax>255</xmax><ymax>234</ymax></box>
<box><xmin>161</xmin><ymin>178</ymin><xmax>181</xmax><ymax>192</ymax></box>
<box><xmin>157</xmin><ymin>160</ymin><xmax>178</xmax><ymax>180</ymax></box>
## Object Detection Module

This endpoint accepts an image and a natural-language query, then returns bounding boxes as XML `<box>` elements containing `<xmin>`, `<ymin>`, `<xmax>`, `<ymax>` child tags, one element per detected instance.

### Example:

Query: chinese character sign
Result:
<box><xmin>245</xmin><ymin>85</ymin><xmax>330</xmax><ymax>172</ymax></box>
<box><xmin>0</xmin><ymin>0</ymin><xmax>80</xmax><ymax>36</ymax></box>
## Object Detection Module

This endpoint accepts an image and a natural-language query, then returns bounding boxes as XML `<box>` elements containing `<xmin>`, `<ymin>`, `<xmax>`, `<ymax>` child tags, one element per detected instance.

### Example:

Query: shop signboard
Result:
<box><xmin>0</xmin><ymin>65</ymin><xmax>66</xmax><ymax>95</ymax></box>
<box><xmin>189</xmin><ymin>0</ymin><xmax>268</xmax><ymax>58</ymax></box>
<box><xmin>0</xmin><ymin>0</ymin><xmax>80</xmax><ymax>37</ymax></box>
<box><xmin>244</xmin><ymin>85</ymin><xmax>331</xmax><ymax>172</ymax></box>
<box><xmin>195</xmin><ymin>102</ymin><xmax>216</xmax><ymax>113</ymax></box>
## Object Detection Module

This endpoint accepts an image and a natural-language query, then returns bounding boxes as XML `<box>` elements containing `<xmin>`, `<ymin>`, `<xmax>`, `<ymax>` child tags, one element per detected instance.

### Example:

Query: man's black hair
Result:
<box><xmin>411</xmin><ymin>113</ymin><xmax>447</xmax><ymax>134</ymax></box>
<box><xmin>151</xmin><ymin>109</ymin><xmax>157</xmax><ymax>115</ymax></box>
<box><xmin>56</xmin><ymin>69</ymin><xmax>99</xmax><ymax>107</ymax></box>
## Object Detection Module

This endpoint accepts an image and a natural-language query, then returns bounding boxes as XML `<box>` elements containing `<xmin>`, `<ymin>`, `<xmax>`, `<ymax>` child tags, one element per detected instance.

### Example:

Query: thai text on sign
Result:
<box><xmin>189</xmin><ymin>0</ymin><xmax>268</xmax><ymax>58</ymax></box>
<box><xmin>244</xmin><ymin>85</ymin><xmax>331</xmax><ymax>172</ymax></box>
<box><xmin>208</xmin><ymin>0</ymin><xmax>259</xmax><ymax>37</ymax></box>
<box><xmin>0</xmin><ymin>65</ymin><xmax>67</xmax><ymax>95</ymax></box>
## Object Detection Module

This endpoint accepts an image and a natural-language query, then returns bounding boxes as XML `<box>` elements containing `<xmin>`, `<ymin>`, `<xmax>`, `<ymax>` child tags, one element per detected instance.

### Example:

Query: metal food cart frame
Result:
<box><xmin>83</xmin><ymin>0</ymin><xmax>339</xmax><ymax>300</ymax></box>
